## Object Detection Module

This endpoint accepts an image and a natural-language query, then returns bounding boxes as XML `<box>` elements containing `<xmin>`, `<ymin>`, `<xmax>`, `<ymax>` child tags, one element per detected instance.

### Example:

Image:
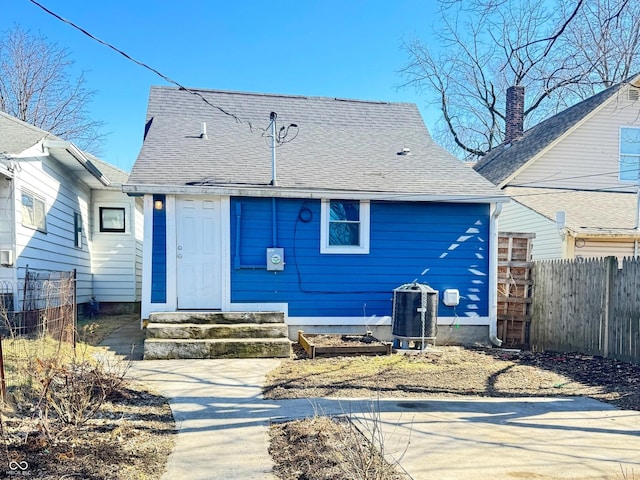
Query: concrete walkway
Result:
<box><xmin>100</xmin><ymin>322</ymin><xmax>640</xmax><ymax>480</ymax></box>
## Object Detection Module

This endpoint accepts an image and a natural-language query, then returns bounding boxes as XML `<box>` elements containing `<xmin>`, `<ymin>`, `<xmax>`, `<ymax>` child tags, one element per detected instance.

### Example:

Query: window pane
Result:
<box><xmin>620</xmin><ymin>155</ymin><xmax>640</xmax><ymax>181</ymax></box>
<box><xmin>34</xmin><ymin>198</ymin><xmax>45</xmax><ymax>229</ymax></box>
<box><xmin>621</xmin><ymin>128</ymin><xmax>640</xmax><ymax>155</ymax></box>
<box><xmin>21</xmin><ymin>192</ymin><xmax>46</xmax><ymax>231</ymax></box>
<box><xmin>100</xmin><ymin>207</ymin><xmax>126</xmax><ymax>232</ymax></box>
<box><xmin>21</xmin><ymin>194</ymin><xmax>34</xmax><ymax>225</ymax></box>
<box><xmin>329</xmin><ymin>223</ymin><xmax>360</xmax><ymax>246</ymax></box>
<box><xmin>330</xmin><ymin>201</ymin><xmax>359</xmax><ymax>221</ymax></box>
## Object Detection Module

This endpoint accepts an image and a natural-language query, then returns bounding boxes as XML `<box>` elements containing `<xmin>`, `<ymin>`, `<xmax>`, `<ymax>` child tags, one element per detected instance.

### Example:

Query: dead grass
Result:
<box><xmin>264</xmin><ymin>346</ymin><xmax>640</xmax><ymax>410</ymax></box>
<box><xmin>0</xmin><ymin>314</ymin><xmax>175</xmax><ymax>479</ymax></box>
<box><xmin>267</xmin><ymin>345</ymin><xmax>640</xmax><ymax>480</ymax></box>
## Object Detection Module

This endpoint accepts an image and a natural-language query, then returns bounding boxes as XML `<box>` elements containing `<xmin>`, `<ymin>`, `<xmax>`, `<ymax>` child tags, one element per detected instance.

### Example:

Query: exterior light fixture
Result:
<box><xmin>154</xmin><ymin>199</ymin><xmax>164</xmax><ymax>210</ymax></box>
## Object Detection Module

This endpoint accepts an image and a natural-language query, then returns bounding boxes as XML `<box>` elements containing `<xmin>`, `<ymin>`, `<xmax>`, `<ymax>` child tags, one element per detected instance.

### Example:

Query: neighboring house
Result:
<box><xmin>124</xmin><ymin>86</ymin><xmax>507</xmax><ymax>345</ymax></box>
<box><xmin>474</xmin><ymin>74</ymin><xmax>640</xmax><ymax>263</ymax></box>
<box><xmin>0</xmin><ymin>111</ymin><xmax>143</xmax><ymax>314</ymax></box>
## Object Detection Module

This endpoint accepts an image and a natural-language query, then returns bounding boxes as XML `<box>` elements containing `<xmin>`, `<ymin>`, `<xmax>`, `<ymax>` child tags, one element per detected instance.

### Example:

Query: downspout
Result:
<box><xmin>489</xmin><ymin>202</ymin><xmax>503</xmax><ymax>347</ymax></box>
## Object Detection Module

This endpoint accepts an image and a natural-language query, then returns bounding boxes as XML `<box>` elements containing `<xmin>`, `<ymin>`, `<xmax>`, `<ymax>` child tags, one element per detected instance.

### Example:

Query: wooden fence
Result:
<box><xmin>530</xmin><ymin>256</ymin><xmax>640</xmax><ymax>364</ymax></box>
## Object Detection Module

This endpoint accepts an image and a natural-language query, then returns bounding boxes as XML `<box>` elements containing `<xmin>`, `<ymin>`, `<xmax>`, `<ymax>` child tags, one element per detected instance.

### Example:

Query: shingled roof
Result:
<box><xmin>474</xmin><ymin>74</ymin><xmax>640</xmax><ymax>186</ymax></box>
<box><xmin>0</xmin><ymin>111</ymin><xmax>129</xmax><ymax>187</ymax></box>
<box><xmin>126</xmin><ymin>87</ymin><xmax>504</xmax><ymax>201</ymax></box>
<box><xmin>505</xmin><ymin>186</ymin><xmax>640</xmax><ymax>237</ymax></box>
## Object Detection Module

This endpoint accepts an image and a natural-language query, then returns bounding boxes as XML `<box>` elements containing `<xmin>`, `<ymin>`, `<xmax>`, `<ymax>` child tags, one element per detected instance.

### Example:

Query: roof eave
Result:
<box><xmin>122</xmin><ymin>183</ymin><xmax>508</xmax><ymax>204</ymax></box>
<box><xmin>43</xmin><ymin>140</ymin><xmax>111</xmax><ymax>187</ymax></box>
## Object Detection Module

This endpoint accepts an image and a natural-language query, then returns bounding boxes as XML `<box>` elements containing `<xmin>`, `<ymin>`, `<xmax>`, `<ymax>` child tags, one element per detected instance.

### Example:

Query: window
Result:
<box><xmin>99</xmin><ymin>207</ymin><xmax>126</xmax><ymax>233</ymax></box>
<box><xmin>21</xmin><ymin>190</ymin><xmax>46</xmax><ymax>232</ymax></box>
<box><xmin>74</xmin><ymin>212</ymin><xmax>83</xmax><ymax>248</ymax></box>
<box><xmin>620</xmin><ymin>127</ymin><xmax>640</xmax><ymax>181</ymax></box>
<box><xmin>320</xmin><ymin>199</ymin><xmax>370</xmax><ymax>254</ymax></box>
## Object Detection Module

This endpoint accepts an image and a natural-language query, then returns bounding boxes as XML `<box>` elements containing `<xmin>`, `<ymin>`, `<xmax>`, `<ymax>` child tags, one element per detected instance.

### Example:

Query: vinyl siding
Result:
<box><xmin>14</xmin><ymin>156</ymin><xmax>93</xmax><ymax>302</ymax></box>
<box><xmin>91</xmin><ymin>191</ymin><xmax>140</xmax><ymax>302</ymax></box>
<box><xmin>230</xmin><ymin>197</ymin><xmax>491</xmax><ymax>318</ymax></box>
<box><xmin>498</xmin><ymin>200</ymin><xmax>564</xmax><ymax>260</ymax></box>
<box><xmin>0</xmin><ymin>176</ymin><xmax>14</xmax><ymax>282</ymax></box>
<box><xmin>575</xmin><ymin>238</ymin><xmax>636</xmax><ymax>263</ymax></box>
<box><xmin>511</xmin><ymin>85</ymin><xmax>640</xmax><ymax>192</ymax></box>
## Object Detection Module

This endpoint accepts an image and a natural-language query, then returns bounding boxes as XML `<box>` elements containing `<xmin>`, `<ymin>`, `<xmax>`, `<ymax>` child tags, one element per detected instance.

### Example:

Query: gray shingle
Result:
<box><xmin>505</xmin><ymin>186</ymin><xmax>640</xmax><ymax>236</ymax></box>
<box><xmin>474</xmin><ymin>74</ymin><xmax>640</xmax><ymax>185</ymax></box>
<box><xmin>0</xmin><ymin>111</ymin><xmax>129</xmax><ymax>185</ymax></box>
<box><xmin>128</xmin><ymin>87</ymin><xmax>503</xmax><ymax>199</ymax></box>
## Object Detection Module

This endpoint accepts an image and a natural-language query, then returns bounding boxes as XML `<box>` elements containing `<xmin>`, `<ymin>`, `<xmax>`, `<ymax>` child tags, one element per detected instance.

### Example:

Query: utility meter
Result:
<box><xmin>266</xmin><ymin>248</ymin><xmax>285</xmax><ymax>271</ymax></box>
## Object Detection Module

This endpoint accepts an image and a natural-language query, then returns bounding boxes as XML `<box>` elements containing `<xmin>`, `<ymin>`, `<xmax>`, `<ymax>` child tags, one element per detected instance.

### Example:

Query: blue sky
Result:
<box><xmin>4</xmin><ymin>1</ymin><xmax>440</xmax><ymax>172</ymax></box>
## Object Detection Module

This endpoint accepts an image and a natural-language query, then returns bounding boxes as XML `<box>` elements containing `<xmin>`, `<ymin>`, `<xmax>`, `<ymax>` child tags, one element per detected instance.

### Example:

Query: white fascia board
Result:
<box><xmin>123</xmin><ymin>184</ymin><xmax>508</xmax><ymax>204</ymax></box>
<box><xmin>43</xmin><ymin>140</ymin><xmax>110</xmax><ymax>186</ymax></box>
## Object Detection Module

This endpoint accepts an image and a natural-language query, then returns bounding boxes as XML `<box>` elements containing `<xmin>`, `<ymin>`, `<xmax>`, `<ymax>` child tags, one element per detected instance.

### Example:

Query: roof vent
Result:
<box><xmin>398</xmin><ymin>148</ymin><xmax>411</xmax><ymax>156</ymax></box>
<box><xmin>200</xmin><ymin>122</ymin><xmax>208</xmax><ymax>140</ymax></box>
<box><xmin>628</xmin><ymin>88</ymin><xmax>639</xmax><ymax>102</ymax></box>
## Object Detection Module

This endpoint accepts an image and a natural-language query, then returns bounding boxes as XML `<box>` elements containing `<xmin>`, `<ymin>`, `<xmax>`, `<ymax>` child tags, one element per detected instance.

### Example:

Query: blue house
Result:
<box><xmin>125</xmin><ymin>87</ymin><xmax>507</xmax><ymax>347</ymax></box>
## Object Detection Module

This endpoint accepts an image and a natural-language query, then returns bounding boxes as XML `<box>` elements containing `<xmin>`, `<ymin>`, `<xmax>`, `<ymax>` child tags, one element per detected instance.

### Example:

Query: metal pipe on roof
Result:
<box><xmin>270</xmin><ymin>112</ymin><xmax>277</xmax><ymax>187</ymax></box>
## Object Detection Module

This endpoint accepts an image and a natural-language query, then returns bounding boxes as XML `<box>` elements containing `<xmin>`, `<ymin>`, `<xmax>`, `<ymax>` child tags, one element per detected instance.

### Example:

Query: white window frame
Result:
<box><xmin>619</xmin><ymin>126</ymin><xmax>640</xmax><ymax>182</ymax></box>
<box><xmin>21</xmin><ymin>190</ymin><xmax>47</xmax><ymax>233</ymax></box>
<box><xmin>320</xmin><ymin>199</ymin><xmax>370</xmax><ymax>254</ymax></box>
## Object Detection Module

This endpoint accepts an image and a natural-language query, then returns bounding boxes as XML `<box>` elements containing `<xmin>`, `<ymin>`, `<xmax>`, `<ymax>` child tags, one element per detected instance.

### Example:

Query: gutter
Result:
<box><xmin>43</xmin><ymin>140</ymin><xmax>110</xmax><ymax>186</ymax></box>
<box><xmin>122</xmin><ymin>183</ymin><xmax>509</xmax><ymax>204</ymax></box>
<box><xmin>489</xmin><ymin>202</ymin><xmax>503</xmax><ymax>347</ymax></box>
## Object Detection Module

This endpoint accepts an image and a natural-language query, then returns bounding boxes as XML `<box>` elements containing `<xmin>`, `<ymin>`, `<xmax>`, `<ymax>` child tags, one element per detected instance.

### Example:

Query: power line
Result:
<box><xmin>23</xmin><ymin>1</ymin><xmax>640</xmax><ymax>207</ymax></box>
<box><xmin>27</xmin><ymin>0</ymin><xmax>260</xmax><ymax>132</ymax></box>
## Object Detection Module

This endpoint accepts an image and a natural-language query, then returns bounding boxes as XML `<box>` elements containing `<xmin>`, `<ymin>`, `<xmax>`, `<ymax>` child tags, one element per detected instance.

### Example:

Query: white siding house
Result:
<box><xmin>0</xmin><ymin>112</ymin><xmax>142</xmax><ymax>313</ymax></box>
<box><xmin>475</xmin><ymin>74</ymin><xmax>640</xmax><ymax>263</ymax></box>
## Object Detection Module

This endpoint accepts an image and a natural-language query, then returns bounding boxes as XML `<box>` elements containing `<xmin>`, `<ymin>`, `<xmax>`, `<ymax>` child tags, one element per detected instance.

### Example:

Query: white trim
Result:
<box><xmin>488</xmin><ymin>202</ymin><xmax>502</xmax><ymax>342</ymax></box>
<box><xmin>228</xmin><ymin>302</ymin><xmax>289</xmax><ymax>316</ymax></box>
<box><xmin>220</xmin><ymin>196</ymin><xmax>232</xmax><ymax>310</ymax></box>
<box><xmin>320</xmin><ymin>199</ymin><xmax>370</xmax><ymax>254</ymax></box>
<box><xmin>288</xmin><ymin>316</ymin><xmax>490</xmax><ymax>326</ymax></box>
<box><xmin>123</xmin><ymin>184</ymin><xmax>507</xmax><ymax>204</ymax></box>
<box><xmin>165</xmin><ymin>195</ymin><xmax>178</xmax><ymax>311</ymax></box>
<box><xmin>141</xmin><ymin>194</ymin><xmax>154</xmax><ymax>320</ymax></box>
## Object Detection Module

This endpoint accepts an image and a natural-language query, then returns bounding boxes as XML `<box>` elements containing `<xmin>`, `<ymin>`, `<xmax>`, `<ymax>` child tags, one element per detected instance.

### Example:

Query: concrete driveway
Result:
<box><xmin>129</xmin><ymin>359</ymin><xmax>640</xmax><ymax>480</ymax></box>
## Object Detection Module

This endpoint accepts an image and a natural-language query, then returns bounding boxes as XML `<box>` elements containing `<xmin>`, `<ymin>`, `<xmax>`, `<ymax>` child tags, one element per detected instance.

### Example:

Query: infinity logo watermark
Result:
<box><xmin>6</xmin><ymin>460</ymin><xmax>29</xmax><ymax>476</ymax></box>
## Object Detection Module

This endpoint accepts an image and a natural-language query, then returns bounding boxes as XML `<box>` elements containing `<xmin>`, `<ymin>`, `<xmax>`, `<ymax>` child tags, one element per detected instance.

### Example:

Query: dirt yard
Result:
<box><xmin>1</xmin><ymin>315</ymin><xmax>174</xmax><ymax>480</ymax></box>
<box><xmin>266</xmin><ymin>345</ymin><xmax>640</xmax><ymax>480</ymax></box>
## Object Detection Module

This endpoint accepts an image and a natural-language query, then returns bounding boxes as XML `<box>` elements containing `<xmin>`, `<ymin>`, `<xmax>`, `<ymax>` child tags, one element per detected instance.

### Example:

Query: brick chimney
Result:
<box><xmin>505</xmin><ymin>85</ymin><xmax>525</xmax><ymax>143</ymax></box>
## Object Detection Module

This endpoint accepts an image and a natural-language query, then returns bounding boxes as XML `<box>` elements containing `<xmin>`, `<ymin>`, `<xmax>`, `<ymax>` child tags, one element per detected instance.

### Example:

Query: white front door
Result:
<box><xmin>176</xmin><ymin>197</ymin><xmax>222</xmax><ymax>309</ymax></box>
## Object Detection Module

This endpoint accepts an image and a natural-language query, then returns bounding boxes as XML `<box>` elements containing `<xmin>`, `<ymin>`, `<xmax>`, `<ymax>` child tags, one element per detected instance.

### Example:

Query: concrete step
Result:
<box><xmin>143</xmin><ymin>338</ymin><xmax>291</xmax><ymax>359</ymax></box>
<box><xmin>148</xmin><ymin>311</ymin><xmax>284</xmax><ymax>325</ymax></box>
<box><xmin>146</xmin><ymin>322</ymin><xmax>288</xmax><ymax>340</ymax></box>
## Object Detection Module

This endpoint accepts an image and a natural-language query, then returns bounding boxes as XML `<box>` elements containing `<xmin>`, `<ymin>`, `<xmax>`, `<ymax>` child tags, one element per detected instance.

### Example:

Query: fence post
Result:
<box><xmin>0</xmin><ymin>336</ymin><xmax>6</xmax><ymax>404</ymax></box>
<box><xmin>603</xmin><ymin>256</ymin><xmax>617</xmax><ymax>359</ymax></box>
<box><xmin>73</xmin><ymin>269</ymin><xmax>77</xmax><ymax>352</ymax></box>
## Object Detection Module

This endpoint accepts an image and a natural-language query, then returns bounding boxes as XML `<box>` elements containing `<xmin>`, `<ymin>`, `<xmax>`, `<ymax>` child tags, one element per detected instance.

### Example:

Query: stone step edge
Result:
<box><xmin>146</xmin><ymin>322</ymin><xmax>288</xmax><ymax>328</ymax></box>
<box><xmin>144</xmin><ymin>338</ymin><xmax>291</xmax><ymax>343</ymax></box>
<box><xmin>147</xmin><ymin>312</ymin><xmax>285</xmax><ymax>324</ymax></box>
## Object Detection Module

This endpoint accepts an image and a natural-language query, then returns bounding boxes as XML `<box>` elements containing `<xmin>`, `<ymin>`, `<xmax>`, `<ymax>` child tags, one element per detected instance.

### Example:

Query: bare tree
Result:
<box><xmin>0</xmin><ymin>25</ymin><xmax>105</xmax><ymax>153</ymax></box>
<box><xmin>401</xmin><ymin>0</ymin><xmax>640</xmax><ymax>160</ymax></box>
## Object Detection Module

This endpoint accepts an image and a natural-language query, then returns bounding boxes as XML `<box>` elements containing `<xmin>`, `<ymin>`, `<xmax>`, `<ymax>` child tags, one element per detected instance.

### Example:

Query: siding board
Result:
<box><xmin>231</xmin><ymin>197</ymin><xmax>491</xmax><ymax>318</ymax></box>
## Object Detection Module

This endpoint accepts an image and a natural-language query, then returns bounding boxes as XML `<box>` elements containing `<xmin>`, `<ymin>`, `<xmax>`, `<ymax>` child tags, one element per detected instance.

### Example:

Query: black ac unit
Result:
<box><xmin>392</xmin><ymin>283</ymin><xmax>438</xmax><ymax>340</ymax></box>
